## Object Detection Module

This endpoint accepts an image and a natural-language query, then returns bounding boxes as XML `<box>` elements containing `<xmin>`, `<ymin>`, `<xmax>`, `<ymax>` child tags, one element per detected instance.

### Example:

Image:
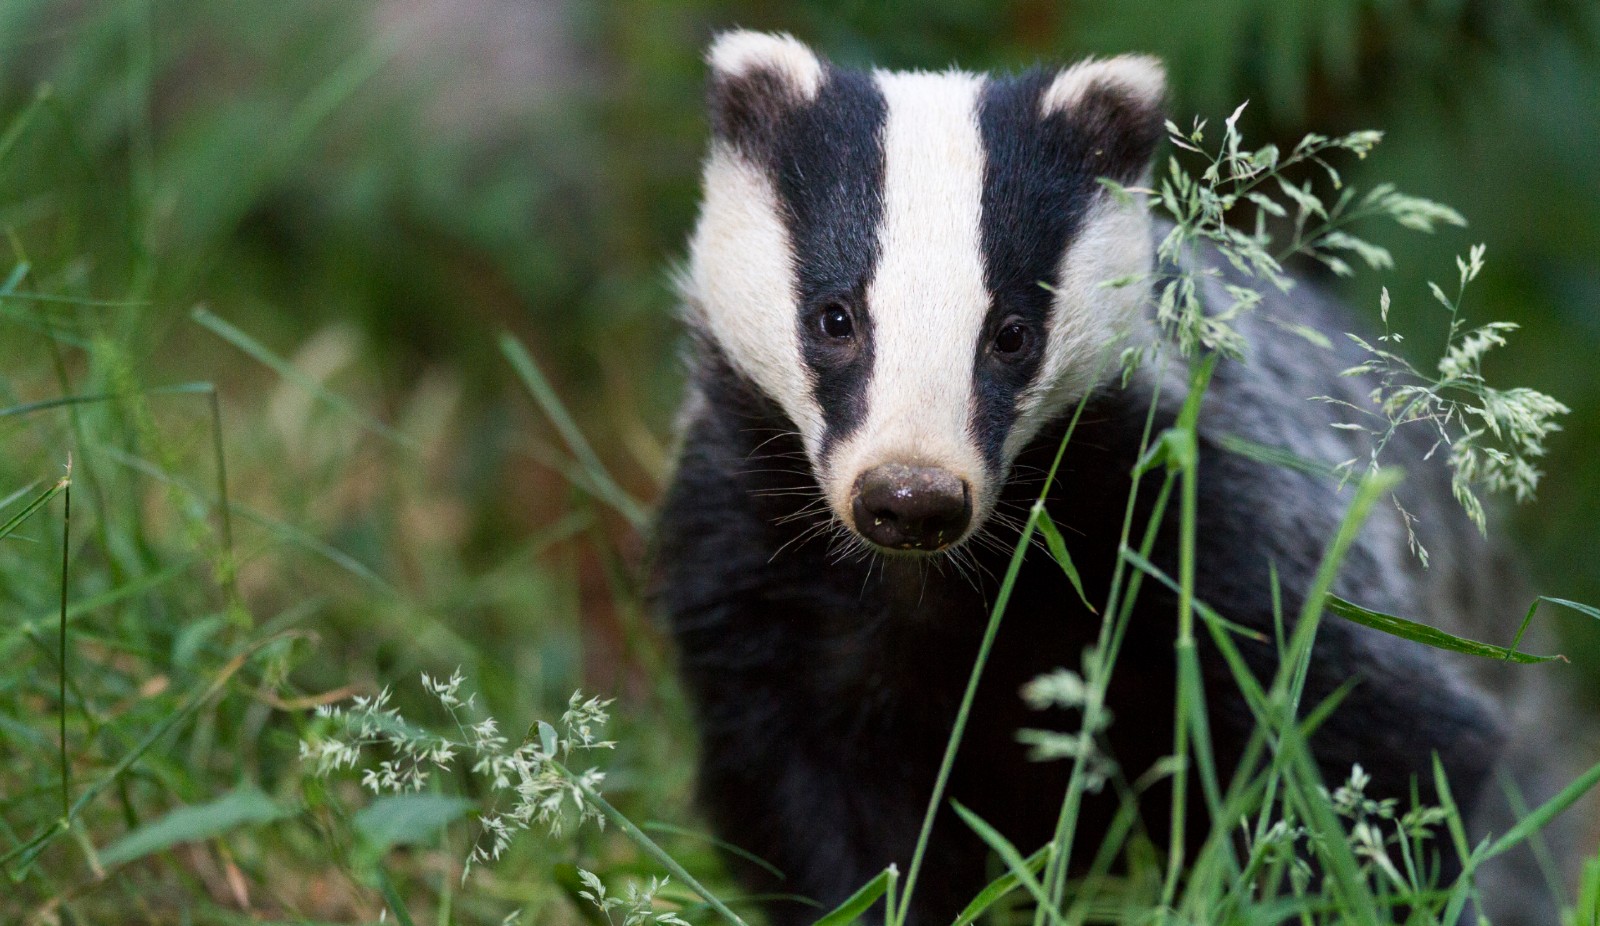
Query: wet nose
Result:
<box><xmin>851</xmin><ymin>464</ymin><xmax>971</xmax><ymax>551</ymax></box>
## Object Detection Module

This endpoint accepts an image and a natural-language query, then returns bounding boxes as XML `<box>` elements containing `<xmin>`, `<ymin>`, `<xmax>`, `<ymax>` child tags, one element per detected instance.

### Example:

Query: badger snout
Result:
<box><xmin>850</xmin><ymin>464</ymin><xmax>972</xmax><ymax>551</ymax></box>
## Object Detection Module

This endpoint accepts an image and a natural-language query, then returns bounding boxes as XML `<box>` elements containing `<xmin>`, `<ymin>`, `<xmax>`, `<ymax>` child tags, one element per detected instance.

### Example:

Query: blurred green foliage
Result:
<box><xmin>1</xmin><ymin>0</ymin><xmax>1597</xmax><ymax>921</ymax></box>
<box><xmin>5</xmin><ymin>0</ymin><xmax>1599</xmax><ymax>586</ymax></box>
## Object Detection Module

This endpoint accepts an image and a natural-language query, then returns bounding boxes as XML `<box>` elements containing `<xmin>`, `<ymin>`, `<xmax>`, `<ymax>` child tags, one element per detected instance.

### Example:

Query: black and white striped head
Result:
<box><xmin>683</xmin><ymin>31</ymin><xmax>1164</xmax><ymax>554</ymax></box>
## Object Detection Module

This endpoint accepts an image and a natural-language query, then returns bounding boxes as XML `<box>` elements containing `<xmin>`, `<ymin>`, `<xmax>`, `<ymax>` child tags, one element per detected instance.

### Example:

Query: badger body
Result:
<box><xmin>655</xmin><ymin>32</ymin><xmax>1525</xmax><ymax>925</ymax></box>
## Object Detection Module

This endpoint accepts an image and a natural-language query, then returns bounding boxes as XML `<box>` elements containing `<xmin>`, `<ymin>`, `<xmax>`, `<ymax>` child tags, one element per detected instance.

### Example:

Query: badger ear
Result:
<box><xmin>706</xmin><ymin>31</ymin><xmax>825</xmax><ymax>152</ymax></box>
<box><xmin>1041</xmin><ymin>55</ymin><xmax>1166</xmax><ymax>183</ymax></box>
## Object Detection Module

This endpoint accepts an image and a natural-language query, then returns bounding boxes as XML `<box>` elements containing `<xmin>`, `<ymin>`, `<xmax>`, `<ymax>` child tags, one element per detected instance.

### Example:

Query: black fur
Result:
<box><xmin>656</xmin><ymin>265</ymin><xmax>1504</xmax><ymax>926</ymax></box>
<box><xmin>666</xmin><ymin>53</ymin><xmax>1508</xmax><ymax>926</ymax></box>
<box><xmin>709</xmin><ymin>64</ymin><xmax>887</xmax><ymax>454</ymax></box>
<box><xmin>972</xmin><ymin>68</ymin><xmax>1163</xmax><ymax>470</ymax></box>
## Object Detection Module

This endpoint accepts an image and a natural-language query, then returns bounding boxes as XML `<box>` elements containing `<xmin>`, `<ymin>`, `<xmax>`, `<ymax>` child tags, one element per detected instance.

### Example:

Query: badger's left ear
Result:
<box><xmin>1041</xmin><ymin>55</ymin><xmax>1167</xmax><ymax>183</ymax></box>
<box><xmin>705</xmin><ymin>31</ymin><xmax>826</xmax><ymax>155</ymax></box>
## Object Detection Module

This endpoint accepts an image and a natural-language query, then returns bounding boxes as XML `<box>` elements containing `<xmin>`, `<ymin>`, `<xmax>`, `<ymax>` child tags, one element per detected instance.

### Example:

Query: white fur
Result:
<box><xmin>686</xmin><ymin>39</ymin><xmax>1161</xmax><ymax>552</ymax></box>
<box><xmin>1003</xmin><ymin>193</ymin><xmax>1155</xmax><ymax>462</ymax></box>
<box><xmin>684</xmin><ymin>143</ymin><xmax>827</xmax><ymax>449</ymax></box>
<box><xmin>1040</xmin><ymin>55</ymin><xmax>1165</xmax><ymax>116</ymax></box>
<box><xmin>823</xmin><ymin>69</ymin><xmax>994</xmax><ymax>536</ymax></box>
<box><xmin>707</xmin><ymin>30</ymin><xmax>824</xmax><ymax>101</ymax></box>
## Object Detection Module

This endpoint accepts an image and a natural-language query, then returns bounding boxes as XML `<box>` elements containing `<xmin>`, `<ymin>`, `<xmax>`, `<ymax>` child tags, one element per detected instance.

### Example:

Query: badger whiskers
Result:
<box><xmin>766</xmin><ymin>513</ymin><xmax>842</xmax><ymax>564</ymax></box>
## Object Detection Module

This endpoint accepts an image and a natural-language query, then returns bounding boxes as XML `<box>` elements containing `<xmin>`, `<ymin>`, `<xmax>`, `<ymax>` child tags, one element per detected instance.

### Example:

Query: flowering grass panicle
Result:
<box><xmin>1331</xmin><ymin>244</ymin><xmax>1570</xmax><ymax>538</ymax></box>
<box><xmin>1321</xmin><ymin>764</ymin><xmax>1454</xmax><ymax>894</ymax></box>
<box><xmin>577</xmin><ymin>869</ymin><xmax>692</xmax><ymax>926</ymax></box>
<box><xmin>1016</xmin><ymin>657</ymin><xmax>1114</xmax><ymax>792</ymax></box>
<box><xmin>1105</xmin><ymin>105</ymin><xmax>1568</xmax><ymax>544</ymax></box>
<box><xmin>1108</xmin><ymin>103</ymin><xmax>1463</xmax><ymax>362</ymax></box>
<box><xmin>299</xmin><ymin>686</ymin><xmax>458</xmax><ymax>793</ymax></box>
<box><xmin>298</xmin><ymin>672</ymin><xmax>617</xmax><ymax>877</ymax></box>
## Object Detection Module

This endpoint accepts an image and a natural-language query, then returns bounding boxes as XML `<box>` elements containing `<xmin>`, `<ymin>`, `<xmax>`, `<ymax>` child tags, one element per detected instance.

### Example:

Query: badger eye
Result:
<box><xmin>819</xmin><ymin>303</ymin><xmax>855</xmax><ymax>339</ymax></box>
<box><xmin>993</xmin><ymin>320</ymin><xmax>1029</xmax><ymax>355</ymax></box>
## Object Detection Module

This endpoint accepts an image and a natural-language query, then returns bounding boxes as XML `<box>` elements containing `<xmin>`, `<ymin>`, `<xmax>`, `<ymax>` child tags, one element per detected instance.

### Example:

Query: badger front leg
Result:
<box><xmin>656</xmin><ymin>440</ymin><xmax>993</xmax><ymax>923</ymax></box>
<box><xmin>695</xmin><ymin>750</ymin><xmax>891</xmax><ymax>924</ymax></box>
<box><xmin>683</xmin><ymin>663</ymin><xmax>984</xmax><ymax>926</ymax></box>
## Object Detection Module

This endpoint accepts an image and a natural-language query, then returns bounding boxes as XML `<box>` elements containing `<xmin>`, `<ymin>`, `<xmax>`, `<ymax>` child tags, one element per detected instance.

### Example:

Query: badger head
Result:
<box><xmin>682</xmin><ymin>31</ymin><xmax>1164</xmax><ymax>555</ymax></box>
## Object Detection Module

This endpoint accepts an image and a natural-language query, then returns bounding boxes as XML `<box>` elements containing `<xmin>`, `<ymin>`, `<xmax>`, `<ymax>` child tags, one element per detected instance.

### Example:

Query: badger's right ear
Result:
<box><xmin>1040</xmin><ymin>55</ymin><xmax>1167</xmax><ymax>183</ymax></box>
<box><xmin>706</xmin><ymin>31</ymin><xmax>825</xmax><ymax>152</ymax></box>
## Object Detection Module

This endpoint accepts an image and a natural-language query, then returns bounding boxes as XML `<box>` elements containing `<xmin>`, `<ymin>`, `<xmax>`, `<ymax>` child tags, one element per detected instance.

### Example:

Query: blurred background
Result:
<box><xmin>1</xmin><ymin>0</ymin><xmax>1596</xmax><ymax>922</ymax></box>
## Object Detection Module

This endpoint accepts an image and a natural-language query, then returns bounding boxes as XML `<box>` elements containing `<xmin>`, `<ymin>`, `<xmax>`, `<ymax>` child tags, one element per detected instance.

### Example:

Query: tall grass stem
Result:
<box><xmin>58</xmin><ymin>456</ymin><xmax>72</xmax><ymax>821</ymax></box>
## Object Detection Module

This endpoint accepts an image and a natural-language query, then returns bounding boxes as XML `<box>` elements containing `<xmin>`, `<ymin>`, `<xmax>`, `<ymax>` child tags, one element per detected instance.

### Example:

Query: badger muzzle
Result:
<box><xmin>849</xmin><ymin>463</ymin><xmax>972</xmax><ymax>551</ymax></box>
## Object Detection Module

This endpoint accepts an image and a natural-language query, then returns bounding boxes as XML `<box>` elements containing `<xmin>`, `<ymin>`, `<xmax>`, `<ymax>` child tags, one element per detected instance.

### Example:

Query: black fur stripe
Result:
<box><xmin>973</xmin><ymin>70</ymin><xmax>1098</xmax><ymax>472</ymax></box>
<box><xmin>778</xmin><ymin>69</ymin><xmax>886</xmax><ymax>453</ymax></box>
<box><xmin>710</xmin><ymin>65</ymin><xmax>887</xmax><ymax>454</ymax></box>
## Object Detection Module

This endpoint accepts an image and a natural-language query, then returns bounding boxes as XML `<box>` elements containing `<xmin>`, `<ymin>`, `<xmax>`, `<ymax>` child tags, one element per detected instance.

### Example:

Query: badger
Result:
<box><xmin>654</xmin><ymin>31</ymin><xmax>1563</xmax><ymax>925</ymax></box>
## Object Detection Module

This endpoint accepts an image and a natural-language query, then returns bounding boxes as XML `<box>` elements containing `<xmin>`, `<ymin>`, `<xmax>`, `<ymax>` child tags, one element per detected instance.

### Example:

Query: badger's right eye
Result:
<box><xmin>819</xmin><ymin>303</ymin><xmax>855</xmax><ymax>339</ymax></box>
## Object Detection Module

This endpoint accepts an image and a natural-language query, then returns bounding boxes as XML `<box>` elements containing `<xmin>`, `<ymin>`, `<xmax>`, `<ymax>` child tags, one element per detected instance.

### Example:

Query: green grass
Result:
<box><xmin>2</xmin><ymin>2</ymin><xmax>1600</xmax><ymax>925</ymax></box>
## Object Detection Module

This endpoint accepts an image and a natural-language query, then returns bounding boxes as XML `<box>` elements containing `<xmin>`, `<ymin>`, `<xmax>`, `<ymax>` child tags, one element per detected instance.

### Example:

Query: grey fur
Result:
<box><xmin>659</xmin><ymin>59</ymin><xmax>1584</xmax><ymax>917</ymax></box>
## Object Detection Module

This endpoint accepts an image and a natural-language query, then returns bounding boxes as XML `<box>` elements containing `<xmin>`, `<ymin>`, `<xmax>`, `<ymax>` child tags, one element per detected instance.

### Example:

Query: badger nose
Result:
<box><xmin>851</xmin><ymin>464</ymin><xmax>971</xmax><ymax>551</ymax></box>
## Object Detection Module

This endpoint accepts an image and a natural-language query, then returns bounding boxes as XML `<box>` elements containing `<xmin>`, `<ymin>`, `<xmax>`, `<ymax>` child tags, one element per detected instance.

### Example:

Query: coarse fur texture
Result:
<box><xmin>657</xmin><ymin>32</ymin><xmax>1558</xmax><ymax>926</ymax></box>
<box><xmin>681</xmin><ymin>33</ymin><xmax>1163</xmax><ymax>546</ymax></box>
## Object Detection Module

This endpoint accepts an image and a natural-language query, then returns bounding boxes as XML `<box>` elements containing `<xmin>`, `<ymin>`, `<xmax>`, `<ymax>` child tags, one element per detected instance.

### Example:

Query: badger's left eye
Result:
<box><xmin>819</xmin><ymin>303</ymin><xmax>855</xmax><ymax>339</ymax></box>
<box><xmin>993</xmin><ymin>320</ymin><xmax>1029</xmax><ymax>355</ymax></box>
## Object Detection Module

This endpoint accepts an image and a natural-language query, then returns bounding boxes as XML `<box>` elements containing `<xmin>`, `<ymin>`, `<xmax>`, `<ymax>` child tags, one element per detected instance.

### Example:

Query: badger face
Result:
<box><xmin>684</xmin><ymin>32</ymin><xmax>1164</xmax><ymax>554</ymax></box>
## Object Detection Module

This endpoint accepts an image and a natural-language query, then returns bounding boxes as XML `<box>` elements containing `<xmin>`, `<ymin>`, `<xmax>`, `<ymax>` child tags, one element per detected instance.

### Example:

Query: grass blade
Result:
<box><xmin>811</xmin><ymin>866</ymin><xmax>894</xmax><ymax>926</ymax></box>
<box><xmin>1035</xmin><ymin>512</ymin><xmax>1096</xmax><ymax>613</ymax></box>
<box><xmin>500</xmin><ymin>333</ymin><xmax>649</xmax><ymax>528</ymax></box>
<box><xmin>555</xmin><ymin>760</ymin><xmax>749</xmax><ymax>926</ymax></box>
<box><xmin>1575</xmin><ymin>855</ymin><xmax>1600</xmax><ymax>926</ymax></box>
<box><xmin>191</xmin><ymin>307</ymin><xmax>418</xmax><ymax>451</ymax></box>
<box><xmin>1159</xmin><ymin>354</ymin><xmax>1217</xmax><ymax>908</ymax></box>
<box><xmin>1498</xmin><ymin>768</ymin><xmax>1571</xmax><ymax>909</ymax></box>
<box><xmin>642</xmin><ymin>821</ymin><xmax>785</xmax><ymax>881</ymax></box>
<box><xmin>57</xmin><ymin>458</ymin><xmax>71</xmax><ymax>821</ymax></box>
<box><xmin>0</xmin><ymin>85</ymin><xmax>48</xmax><ymax>169</ymax></box>
<box><xmin>0</xmin><ymin>260</ymin><xmax>29</xmax><ymax>298</ymax></box>
<box><xmin>1217</xmin><ymin>433</ymin><xmax>1343</xmax><ymax>479</ymax></box>
<box><xmin>950</xmin><ymin>844</ymin><xmax>1050</xmax><ymax>926</ymax></box>
<box><xmin>376</xmin><ymin>863</ymin><xmax>421</xmax><ymax>926</ymax></box>
<box><xmin>4</xmin><ymin>635</ymin><xmax>280</xmax><ymax>875</ymax></box>
<box><xmin>0</xmin><ymin>480</ymin><xmax>41</xmax><ymax>512</ymax></box>
<box><xmin>98</xmin><ymin>785</ymin><xmax>292</xmax><ymax>867</ymax></box>
<box><xmin>354</xmin><ymin>794</ymin><xmax>473</xmax><ymax>854</ymax></box>
<box><xmin>897</xmin><ymin>509</ymin><xmax>1037</xmax><ymax>923</ymax></box>
<box><xmin>1326</xmin><ymin>595</ymin><xmax>1563</xmax><ymax>663</ymax></box>
<box><xmin>1485</xmin><ymin>757</ymin><xmax>1600</xmax><ymax>860</ymax></box>
<box><xmin>0</xmin><ymin>478</ymin><xmax>66</xmax><ymax>542</ymax></box>
<box><xmin>951</xmin><ymin>801</ymin><xmax>1060</xmax><ymax>924</ymax></box>
<box><xmin>910</xmin><ymin>350</ymin><xmax>1116</xmax><ymax>926</ymax></box>
<box><xmin>0</xmin><ymin>382</ymin><xmax>215</xmax><ymax>420</ymax></box>
<box><xmin>1119</xmin><ymin>547</ymin><xmax>1268</xmax><ymax>642</ymax></box>
<box><xmin>97</xmin><ymin>446</ymin><xmax>398</xmax><ymax>595</ymax></box>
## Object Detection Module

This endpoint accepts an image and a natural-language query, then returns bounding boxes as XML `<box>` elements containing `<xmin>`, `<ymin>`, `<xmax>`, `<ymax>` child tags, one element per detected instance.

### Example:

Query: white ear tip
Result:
<box><xmin>707</xmin><ymin>30</ymin><xmax>824</xmax><ymax>101</ymax></box>
<box><xmin>1041</xmin><ymin>54</ymin><xmax>1166</xmax><ymax>115</ymax></box>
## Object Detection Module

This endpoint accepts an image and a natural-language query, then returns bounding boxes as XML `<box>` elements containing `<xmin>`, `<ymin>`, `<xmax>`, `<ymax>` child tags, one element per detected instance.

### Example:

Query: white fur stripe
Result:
<box><xmin>686</xmin><ymin>144</ymin><xmax>825</xmax><ymax>446</ymax></box>
<box><xmin>826</xmin><ymin>69</ymin><xmax>992</xmax><ymax>519</ymax></box>
<box><xmin>1004</xmin><ymin>192</ymin><xmax>1155</xmax><ymax>461</ymax></box>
